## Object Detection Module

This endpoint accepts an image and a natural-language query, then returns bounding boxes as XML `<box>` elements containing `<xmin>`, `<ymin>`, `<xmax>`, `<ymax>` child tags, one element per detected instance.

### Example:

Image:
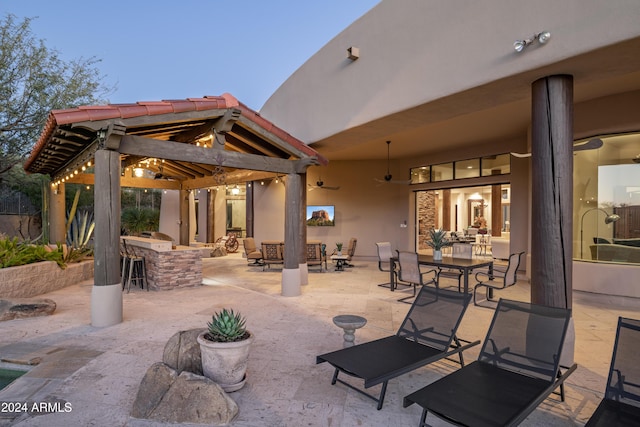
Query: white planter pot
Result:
<box><xmin>197</xmin><ymin>331</ymin><xmax>253</xmax><ymax>392</ymax></box>
<box><xmin>433</xmin><ymin>250</ymin><xmax>443</xmax><ymax>261</ymax></box>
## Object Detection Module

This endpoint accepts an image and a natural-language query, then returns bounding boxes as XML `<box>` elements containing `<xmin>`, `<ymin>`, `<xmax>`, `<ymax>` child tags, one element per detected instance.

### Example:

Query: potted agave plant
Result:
<box><xmin>197</xmin><ymin>308</ymin><xmax>253</xmax><ymax>392</ymax></box>
<box><xmin>426</xmin><ymin>228</ymin><xmax>452</xmax><ymax>261</ymax></box>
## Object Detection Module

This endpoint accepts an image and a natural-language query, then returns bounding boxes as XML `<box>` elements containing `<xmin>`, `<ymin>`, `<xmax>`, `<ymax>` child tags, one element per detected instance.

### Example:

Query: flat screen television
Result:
<box><xmin>306</xmin><ymin>205</ymin><xmax>335</xmax><ymax>226</ymax></box>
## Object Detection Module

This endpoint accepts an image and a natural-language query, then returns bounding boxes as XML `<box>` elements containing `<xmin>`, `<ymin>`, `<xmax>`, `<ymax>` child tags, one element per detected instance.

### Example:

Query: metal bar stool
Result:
<box><xmin>123</xmin><ymin>243</ymin><xmax>148</xmax><ymax>292</ymax></box>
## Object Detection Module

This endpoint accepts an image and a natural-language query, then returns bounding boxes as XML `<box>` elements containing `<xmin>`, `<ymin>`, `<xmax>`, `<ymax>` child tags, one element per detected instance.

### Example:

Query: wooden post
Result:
<box><xmin>282</xmin><ymin>173</ymin><xmax>301</xmax><ymax>296</ymax></box>
<box><xmin>49</xmin><ymin>183</ymin><xmax>66</xmax><ymax>244</ymax></box>
<box><xmin>179</xmin><ymin>189</ymin><xmax>189</xmax><ymax>245</ymax></box>
<box><xmin>299</xmin><ymin>173</ymin><xmax>309</xmax><ymax>285</ymax></box>
<box><xmin>92</xmin><ymin>149</ymin><xmax>123</xmax><ymax>327</ymax></box>
<box><xmin>245</xmin><ymin>182</ymin><xmax>254</xmax><ymax>237</ymax></box>
<box><xmin>442</xmin><ymin>189</ymin><xmax>451</xmax><ymax>231</ymax></box>
<box><xmin>530</xmin><ymin>75</ymin><xmax>574</xmax><ymax>310</ymax></box>
<box><xmin>491</xmin><ymin>184</ymin><xmax>502</xmax><ymax>237</ymax></box>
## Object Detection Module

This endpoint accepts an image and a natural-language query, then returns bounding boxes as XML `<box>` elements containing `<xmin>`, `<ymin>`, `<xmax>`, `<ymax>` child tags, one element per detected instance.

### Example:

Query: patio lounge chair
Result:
<box><xmin>344</xmin><ymin>237</ymin><xmax>357</xmax><ymax>267</ymax></box>
<box><xmin>403</xmin><ymin>298</ymin><xmax>577</xmax><ymax>427</ymax></box>
<box><xmin>306</xmin><ymin>240</ymin><xmax>324</xmax><ymax>272</ymax></box>
<box><xmin>243</xmin><ymin>237</ymin><xmax>263</xmax><ymax>265</ymax></box>
<box><xmin>261</xmin><ymin>241</ymin><xmax>284</xmax><ymax>270</ymax></box>
<box><xmin>473</xmin><ymin>251</ymin><xmax>524</xmax><ymax>307</ymax></box>
<box><xmin>585</xmin><ymin>316</ymin><xmax>640</xmax><ymax>426</ymax></box>
<box><xmin>316</xmin><ymin>285</ymin><xmax>479</xmax><ymax>410</ymax></box>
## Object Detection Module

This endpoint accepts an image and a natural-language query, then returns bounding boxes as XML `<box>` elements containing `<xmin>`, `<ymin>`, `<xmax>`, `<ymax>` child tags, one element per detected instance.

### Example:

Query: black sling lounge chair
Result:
<box><xmin>403</xmin><ymin>298</ymin><xmax>577</xmax><ymax>427</ymax></box>
<box><xmin>316</xmin><ymin>286</ymin><xmax>479</xmax><ymax>410</ymax></box>
<box><xmin>585</xmin><ymin>316</ymin><xmax>640</xmax><ymax>427</ymax></box>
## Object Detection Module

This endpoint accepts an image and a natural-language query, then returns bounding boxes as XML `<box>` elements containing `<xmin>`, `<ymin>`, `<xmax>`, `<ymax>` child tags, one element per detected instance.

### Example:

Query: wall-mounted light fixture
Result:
<box><xmin>347</xmin><ymin>46</ymin><xmax>359</xmax><ymax>60</ymax></box>
<box><xmin>133</xmin><ymin>168</ymin><xmax>145</xmax><ymax>178</ymax></box>
<box><xmin>514</xmin><ymin>31</ymin><xmax>551</xmax><ymax>52</ymax></box>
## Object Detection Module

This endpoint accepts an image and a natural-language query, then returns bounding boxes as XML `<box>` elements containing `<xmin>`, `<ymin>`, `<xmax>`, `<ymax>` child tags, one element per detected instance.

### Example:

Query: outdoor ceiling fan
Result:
<box><xmin>153</xmin><ymin>165</ymin><xmax>181</xmax><ymax>180</ymax></box>
<box><xmin>374</xmin><ymin>140</ymin><xmax>411</xmax><ymax>185</ymax></box>
<box><xmin>510</xmin><ymin>138</ymin><xmax>604</xmax><ymax>158</ymax></box>
<box><xmin>308</xmin><ymin>175</ymin><xmax>340</xmax><ymax>191</ymax></box>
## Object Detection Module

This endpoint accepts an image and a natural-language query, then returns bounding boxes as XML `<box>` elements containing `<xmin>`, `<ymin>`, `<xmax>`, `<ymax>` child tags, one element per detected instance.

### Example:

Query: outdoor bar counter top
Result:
<box><xmin>121</xmin><ymin>236</ymin><xmax>204</xmax><ymax>290</ymax></box>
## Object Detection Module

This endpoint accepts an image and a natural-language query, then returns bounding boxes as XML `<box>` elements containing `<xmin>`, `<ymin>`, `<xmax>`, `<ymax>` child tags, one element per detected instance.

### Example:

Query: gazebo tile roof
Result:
<box><xmin>25</xmin><ymin>92</ymin><xmax>327</xmax><ymax>175</ymax></box>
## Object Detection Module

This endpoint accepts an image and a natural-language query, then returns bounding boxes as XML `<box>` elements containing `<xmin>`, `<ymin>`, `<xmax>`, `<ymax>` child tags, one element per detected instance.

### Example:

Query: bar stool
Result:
<box><xmin>122</xmin><ymin>241</ymin><xmax>148</xmax><ymax>292</ymax></box>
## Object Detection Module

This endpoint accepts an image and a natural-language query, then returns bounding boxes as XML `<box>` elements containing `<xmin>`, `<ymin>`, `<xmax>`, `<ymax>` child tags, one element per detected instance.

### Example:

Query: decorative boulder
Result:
<box><xmin>131</xmin><ymin>362</ymin><xmax>238</xmax><ymax>425</ymax></box>
<box><xmin>163</xmin><ymin>328</ymin><xmax>205</xmax><ymax>375</ymax></box>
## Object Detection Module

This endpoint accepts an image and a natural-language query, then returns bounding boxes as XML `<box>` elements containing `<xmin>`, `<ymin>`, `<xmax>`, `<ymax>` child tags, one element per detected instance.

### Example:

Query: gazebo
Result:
<box><xmin>24</xmin><ymin>93</ymin><xmax>327</xmax><ymax>326</ymax></box>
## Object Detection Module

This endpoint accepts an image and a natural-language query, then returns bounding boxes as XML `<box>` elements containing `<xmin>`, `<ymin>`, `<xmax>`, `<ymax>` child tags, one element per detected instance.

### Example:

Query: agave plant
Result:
<box><xmin>425</xmin><ymin>228</ymin><xmax>453</xmax><ymax>251</ymax></box>
<box><xmin>205</xmin><ymin>309</ymin><xmax>249</xmax><ymax>342</ymax></box>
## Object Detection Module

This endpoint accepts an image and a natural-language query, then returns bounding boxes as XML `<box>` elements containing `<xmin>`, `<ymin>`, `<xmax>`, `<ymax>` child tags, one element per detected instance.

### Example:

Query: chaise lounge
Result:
<box><xmin>316</xmin><ymin>285</ymin><xmax>479</xmax><ymax>410</ymax></box>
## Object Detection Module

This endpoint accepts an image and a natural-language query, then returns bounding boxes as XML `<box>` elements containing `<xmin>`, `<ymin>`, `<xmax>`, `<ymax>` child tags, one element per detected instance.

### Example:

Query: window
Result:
<box><xmin>574</xmin><ymin>133</ymin><xmax>640</xmax><ymax>264</ymax></box>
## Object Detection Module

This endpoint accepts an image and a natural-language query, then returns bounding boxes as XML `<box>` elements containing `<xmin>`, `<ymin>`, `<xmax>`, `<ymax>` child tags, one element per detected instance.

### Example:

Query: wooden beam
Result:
<box><xmin>119</xmin><ymin>135</ymin><xmax>314</xmax><ymax>174</ymax></box>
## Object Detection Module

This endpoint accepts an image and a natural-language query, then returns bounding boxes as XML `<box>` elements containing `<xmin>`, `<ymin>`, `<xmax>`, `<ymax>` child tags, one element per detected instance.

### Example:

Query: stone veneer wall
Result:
<box><xmin>133</xmin><ymin>247</ymin><xmax>202</xmax><ymax>291</ymax></box>
<box><xmin>0</xmin><ymin>260</ymin><xmax>94</xmax><ymax>298</ymax></box>
<box><xmin>417</xmin><ymin>191</ymin><xmax>437</xmax><ymax>250</ymax></box>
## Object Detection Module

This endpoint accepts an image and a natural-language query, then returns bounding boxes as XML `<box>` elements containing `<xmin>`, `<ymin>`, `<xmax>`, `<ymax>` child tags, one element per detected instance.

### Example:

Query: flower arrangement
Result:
<box><xmin>336</xmin><ymin>242</ymin><xmax>343</xmax><ymax>252</ymax></box>
<box><xmin>425</xmin><ymin>228</ymin><xmax>453</xmax><ymax>251</ymax></box>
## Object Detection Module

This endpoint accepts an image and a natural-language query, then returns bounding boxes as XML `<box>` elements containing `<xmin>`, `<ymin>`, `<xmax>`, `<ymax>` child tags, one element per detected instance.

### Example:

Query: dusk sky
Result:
<box><xmin>2</xmin><ymin>1</ymin><xmax>380</xmax><ymax>110</ymax></box>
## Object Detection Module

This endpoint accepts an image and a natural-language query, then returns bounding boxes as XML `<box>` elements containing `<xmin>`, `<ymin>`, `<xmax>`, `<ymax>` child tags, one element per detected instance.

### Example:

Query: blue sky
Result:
<box><xmin>2</xmin><ymin>0</ymin><xmax>379</xmax><ymax>110</ymax></box>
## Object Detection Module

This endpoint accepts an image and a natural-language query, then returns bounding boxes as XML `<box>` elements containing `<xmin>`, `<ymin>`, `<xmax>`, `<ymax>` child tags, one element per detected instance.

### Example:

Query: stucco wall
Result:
<box><xmin>261</xmin><ymin>0</ymin><xmax>640</xmax><ymax>143</ymax></box>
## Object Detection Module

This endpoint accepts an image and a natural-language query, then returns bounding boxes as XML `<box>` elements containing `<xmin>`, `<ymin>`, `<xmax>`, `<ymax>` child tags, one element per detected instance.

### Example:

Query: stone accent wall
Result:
<box><xmin>417</xmin><ymin>191</ymin><xmax>437</xmax><ymax>250</ymax></box>
<box><xmin>133</xmin><ymin>247</ymin><xmax>202</xmax><ymax>291</ymax></box>
<box><xmin>0</xmin><ymin>260</ymin><xmax>94</xmax><ymax>298</ymax></box>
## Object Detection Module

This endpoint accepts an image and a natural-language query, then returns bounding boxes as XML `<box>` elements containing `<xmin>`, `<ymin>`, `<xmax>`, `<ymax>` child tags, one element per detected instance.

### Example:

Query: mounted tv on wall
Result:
<box><xmin>306</xmin><ymin>205</ymin><xmax>335</xmax><ymax>226</ymax></box>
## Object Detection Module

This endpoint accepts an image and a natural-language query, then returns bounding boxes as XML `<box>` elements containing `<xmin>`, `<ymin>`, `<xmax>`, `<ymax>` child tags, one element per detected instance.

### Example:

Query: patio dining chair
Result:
<box><xmin>396</xmin><ymin>251</ymin><xmax>438</xmax><ymax>304</ymax></box>
<box><xmin>316</xmin><ymin>285</ymin><xmax>479</xmax><ymax>410</ymax></box>
<box><xmin>375</xmin><ymin>242</ymin><xmax>402</xmax><ymax>290</ymax></box>
<box><xmin>436</xmin><ymin>243</ymin><xmax>473</xmax><ymax>292</ymax></box>
<box><xmin>585</xmin><ymin>316</ymin><xmax>640</xmax><ymax>426</ymax></box>
<box><xmin>404</xmin><ymin>298</ymin><xmax>577</xmax><ymax>427</ymax></box>
<box><xmin>473</xmin><ymin>251</ymin><xmax>524</xmax><ymax>307</ymax></box>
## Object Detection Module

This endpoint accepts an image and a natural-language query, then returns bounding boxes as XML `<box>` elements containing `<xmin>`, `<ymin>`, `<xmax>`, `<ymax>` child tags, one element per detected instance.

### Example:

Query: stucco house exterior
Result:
<box><xmin>254</xmin><ymin>0</ymin><xmax>640</xmax><ymax>298</ymax></box>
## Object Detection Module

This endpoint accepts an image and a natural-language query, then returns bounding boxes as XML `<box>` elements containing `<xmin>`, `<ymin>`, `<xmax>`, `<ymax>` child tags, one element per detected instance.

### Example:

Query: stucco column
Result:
<box><xmin>282</xmin><ymin>173</ymin><xmax>302</xmax><ymax>296</ymax></box>
<box><xmin>179</xmin><ymin>189</ymin><xmax>189</xmax><ymax>245</ymax></box>
<box><xmin>530</xmin><ymin>75</ymin><xmax>574</xmax><ymax>310</ymax></box>
<box><xmin>92</xmin><ymin>149</ymin><xmax>123</xmax><ymax>327</ymax></box>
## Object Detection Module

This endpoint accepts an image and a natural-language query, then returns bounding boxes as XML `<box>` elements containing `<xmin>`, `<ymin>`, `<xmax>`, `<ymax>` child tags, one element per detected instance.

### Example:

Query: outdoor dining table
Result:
<box><xmin>389</xmin><ymin>254</ymin><xmax>493</xmax><ymax>295</ymax></box>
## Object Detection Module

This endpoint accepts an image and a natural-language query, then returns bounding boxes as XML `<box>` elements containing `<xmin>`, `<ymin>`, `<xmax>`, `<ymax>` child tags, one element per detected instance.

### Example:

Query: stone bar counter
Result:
<box><xmin>121</xmin><ymin>236</ymin><xmax>204</xmax><ymax>291</ymax></box>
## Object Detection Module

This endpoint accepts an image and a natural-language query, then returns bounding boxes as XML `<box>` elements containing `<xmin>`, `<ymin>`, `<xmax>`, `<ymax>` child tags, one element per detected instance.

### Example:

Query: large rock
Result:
<box><xmin>0</xmin><ymin>298</ymin><xmax>56</xmax><ymax>321</ymax></box>
<box><xmin>131</xmin><ymin>362</ymin><xmax>238</xmax><ymax>425</ymax></box>
<box><xmin>163</xmin><ymin>328</ymin><xmax>204</xmax><ymax>375</ymax></box>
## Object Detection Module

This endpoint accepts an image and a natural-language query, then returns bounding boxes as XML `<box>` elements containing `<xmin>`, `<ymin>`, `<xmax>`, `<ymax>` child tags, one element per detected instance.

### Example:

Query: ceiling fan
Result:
<box><xmin>511</xmin><ymin>138</ymin><xmax>603</xmax><ymax>158</ymax></box>
<box><xmin>308</xmin><ymin>175</ymin><xmax>340</xmax><ymax>191</ymax></box>
<box><xmin>374</xmin><ymin>140</ymin><xmax>411</xmax><ymax>184</ymax></box>
<box><xmin>153</xmin><ymin>166</ymin><xmax>181</xmax><ymax>180</ymax></box>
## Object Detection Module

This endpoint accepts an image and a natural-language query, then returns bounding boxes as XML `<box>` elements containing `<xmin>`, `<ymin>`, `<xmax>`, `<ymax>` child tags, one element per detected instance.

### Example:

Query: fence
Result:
<box><xmin>0</xmin><ymin>189</ymin><xmax>38</xmax><ymax>215</ymax></box>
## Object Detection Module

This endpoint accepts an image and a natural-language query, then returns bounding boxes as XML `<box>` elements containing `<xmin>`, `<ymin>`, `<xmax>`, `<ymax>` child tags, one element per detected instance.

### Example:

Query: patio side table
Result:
<box><xmin>333</xmin><ymin>315</ymin><xmax>367</xmax><ymax>348</ymax></box>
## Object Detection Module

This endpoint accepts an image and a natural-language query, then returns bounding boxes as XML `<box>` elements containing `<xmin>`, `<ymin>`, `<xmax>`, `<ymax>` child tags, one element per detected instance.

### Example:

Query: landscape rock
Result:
<box><xmin>163</xmin><ymin>328</ymin><xmax>205</xmax><ymax>375</ymax></box>
<box><xmin>0</xmin><ymin>298</ymin><xmax>56</xmax><ymax>321</ymax></box>
<box><xmin>131</xmin><ymin>362</ymin><xmax>238</xmax><ymax>425</ymax></box>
